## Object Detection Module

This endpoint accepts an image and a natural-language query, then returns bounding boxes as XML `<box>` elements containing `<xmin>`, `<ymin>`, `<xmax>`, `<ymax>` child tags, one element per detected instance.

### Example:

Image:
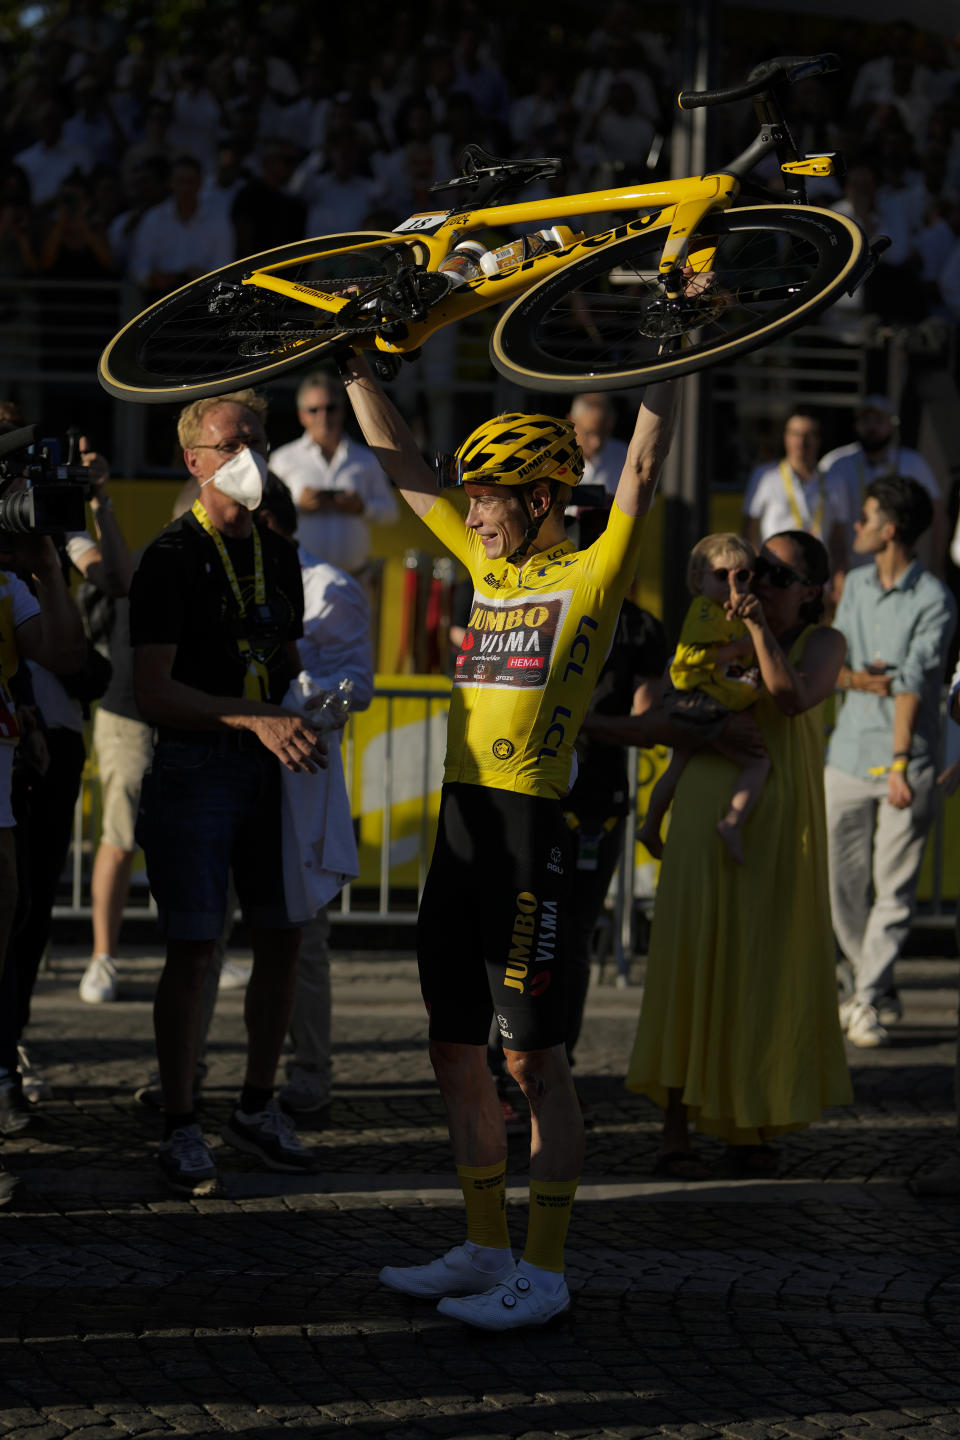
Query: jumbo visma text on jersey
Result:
<box><xmin>420</xmin><ymin>494</ymin><xmax>647</xmax><ymax>799</ymax></box>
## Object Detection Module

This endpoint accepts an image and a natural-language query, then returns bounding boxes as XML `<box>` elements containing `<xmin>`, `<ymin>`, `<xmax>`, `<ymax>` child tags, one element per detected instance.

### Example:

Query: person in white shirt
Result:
<box><xmin>268</xmin><ymin>372</ymin><xmax>398</xmax><ymax>574</ymax></box>
<box><xmin>14</xmin><ymin>101</ymin><xmax>93</xmax><ymax>208</ymax></box>
<box><xmin>257</xmin><ymin>476</ymin><xmax>374</xmax><ymax>1122</ymax></box>
<box><xmin>129</xmin><ymin>155</ymin><xmax>234</xmax><ymax>297</ymax></box>
<box><xmin>743</xmin><ymin>410</ymin><xmax>848</xmax><ymax>578</ymax></box>
<box><xmin>568</xmin><ymin>393</ymin><xmax>629</xmax><ymax>497</ymax></box>
<box><xmin>820</xmin><ymin>395</ymin><xmax>946</xmax><ymax>577</ymax></box>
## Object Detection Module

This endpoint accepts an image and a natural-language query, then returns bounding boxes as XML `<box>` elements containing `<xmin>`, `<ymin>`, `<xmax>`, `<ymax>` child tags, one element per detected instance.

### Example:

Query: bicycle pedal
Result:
<box><xmin>372</xmin><ymin>355</ymin><xmax>402</xmax><ymax>381</ymax></box>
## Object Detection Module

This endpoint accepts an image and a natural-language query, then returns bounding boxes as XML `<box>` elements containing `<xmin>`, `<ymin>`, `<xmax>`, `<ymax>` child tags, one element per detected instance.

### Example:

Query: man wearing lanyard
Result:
<box><xmin>129</xmin><ymin>390</ymin><xmax>327</xmax><ymax>1196</ymax></box>
<box><xmin>820</xmin><ymin>395</ymin><xmax>946</xmax><ymax>577</ymax></box>
<box><xmin>742</xmin><ymin>409</ymin><xmax>848</xmax><ymax>579</ymax></box>
<box><xmin>826</xmin><ymin>475</ymin><xmax>955</xmax><ymax>1049</ymax></box>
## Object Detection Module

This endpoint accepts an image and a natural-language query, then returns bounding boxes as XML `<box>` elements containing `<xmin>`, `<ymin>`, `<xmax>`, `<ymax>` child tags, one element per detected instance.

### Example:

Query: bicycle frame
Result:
<box><xmin>238</xmin><ymin>171</ymin><xmax>744</xmax><ymax>357</ymax></box>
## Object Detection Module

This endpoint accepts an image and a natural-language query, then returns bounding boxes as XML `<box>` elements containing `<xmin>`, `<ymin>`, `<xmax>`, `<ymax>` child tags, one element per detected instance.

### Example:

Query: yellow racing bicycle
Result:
<box><xmin>98</xmin><ymin>52</ymin><xmax>881</xmax><ymax>404</ymax></box>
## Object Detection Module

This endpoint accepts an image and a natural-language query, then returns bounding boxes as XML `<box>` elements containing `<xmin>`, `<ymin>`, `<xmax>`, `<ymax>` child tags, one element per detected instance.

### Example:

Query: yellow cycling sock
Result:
<box><xmin>457</xmin><ymin>1160</ymin><xmax>511</xmax><ymax>1250</ymax></box>
<box><xmin>522</xmin><ymin>1177</ymin><xmax>579</xmax><ymax>1274</ymax></box>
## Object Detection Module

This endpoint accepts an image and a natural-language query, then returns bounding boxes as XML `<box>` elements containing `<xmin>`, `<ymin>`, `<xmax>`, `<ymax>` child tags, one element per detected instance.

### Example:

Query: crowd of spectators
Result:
<box><xmin>0</xmin><ymin>4</ymin><xmax>958</xmax><ymax>327</ymax></box>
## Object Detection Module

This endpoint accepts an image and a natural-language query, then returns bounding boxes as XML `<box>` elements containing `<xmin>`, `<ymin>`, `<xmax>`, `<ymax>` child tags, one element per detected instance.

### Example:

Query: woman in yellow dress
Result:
<box><xmin>628</xmin><ymin>530</ymin><xmax>852</xmax><ymax>1179</ymax></box>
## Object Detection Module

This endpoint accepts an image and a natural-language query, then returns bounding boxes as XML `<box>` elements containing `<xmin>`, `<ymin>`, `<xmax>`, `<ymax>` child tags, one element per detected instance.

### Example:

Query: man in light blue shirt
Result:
<box><xmin>827</xmin><ymin>476</ymin><xmax>956</xmax><ymax>1048</ymax></box>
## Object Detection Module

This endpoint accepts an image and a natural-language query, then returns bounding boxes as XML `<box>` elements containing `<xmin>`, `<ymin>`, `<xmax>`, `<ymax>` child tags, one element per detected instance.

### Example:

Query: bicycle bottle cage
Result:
<box><xmin>430</xmin><ymin>144</ymin><xmax>564</xmax><ymax>205</ymax></box>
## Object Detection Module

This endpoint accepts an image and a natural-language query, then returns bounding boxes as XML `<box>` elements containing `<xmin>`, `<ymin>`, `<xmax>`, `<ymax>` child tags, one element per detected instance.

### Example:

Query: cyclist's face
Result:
<box><xmin>299</xmin><ymin>387</ymin><xmax>344</xmax><ymax>448</ymax></box>
<box><xmin>463</xmin><ymin>483</ymin><xmax>527</xmax><ymax>558</ymax></box>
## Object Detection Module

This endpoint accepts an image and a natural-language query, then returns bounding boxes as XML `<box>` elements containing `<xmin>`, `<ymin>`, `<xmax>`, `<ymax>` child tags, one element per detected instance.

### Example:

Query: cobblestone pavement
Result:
<box><xmin>2</xmin><ymin>936</ymin><xmax>960</xmax><ymax>1440</ymax></box>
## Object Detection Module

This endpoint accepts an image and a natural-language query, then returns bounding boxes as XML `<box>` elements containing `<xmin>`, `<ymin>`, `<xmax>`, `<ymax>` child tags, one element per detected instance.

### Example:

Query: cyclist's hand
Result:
<box><xmin>333</xmin><ymin>343</ymin><xmax>359</xmax><ymax>375</ymax></box>
<box><xmin>250</xmin><ymin>713</ymin><xmax>327</xmax><ymax>772</ymax></box>
<box><xmin>681</xmin><ymin>264</ymin><xmax>715</xmax><ymax>297</ymax></box>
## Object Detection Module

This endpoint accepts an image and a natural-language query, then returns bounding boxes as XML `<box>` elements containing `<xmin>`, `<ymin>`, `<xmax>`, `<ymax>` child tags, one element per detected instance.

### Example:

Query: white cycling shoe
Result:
<box><xmin>379</xmin><ymin>1243</ymin><xmax>515</xmax><ymax>1299</ymax></box>
<box><xmin>437</xmin><ymin>1271</ymin><xmax>570</xmax><ymax>1330</ymax></box>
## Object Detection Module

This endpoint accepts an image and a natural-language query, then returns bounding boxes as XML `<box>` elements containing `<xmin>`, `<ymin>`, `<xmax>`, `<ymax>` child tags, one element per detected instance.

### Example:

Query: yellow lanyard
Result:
<box><xmin>779</xmin><ymin>460</ymin><xmax>824</xmax><ymax>536</ymax></box>
<box><xmin>192</xmin><ymin>500</ymin><xmax>271</xmax><ymax>701</ymax></box>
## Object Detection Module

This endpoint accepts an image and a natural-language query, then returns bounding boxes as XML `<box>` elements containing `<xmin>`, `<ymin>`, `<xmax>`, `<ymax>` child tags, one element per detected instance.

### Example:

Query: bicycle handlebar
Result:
<box><xmin>678</xmin><ymin>52</ymin><xmax>839</xmax><ymax>110</ymax></box>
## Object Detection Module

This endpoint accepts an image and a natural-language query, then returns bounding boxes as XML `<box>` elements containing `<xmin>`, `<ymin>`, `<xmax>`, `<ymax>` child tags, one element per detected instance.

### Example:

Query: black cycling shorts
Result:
<box><xmin>417</xmin><ymin>782</ymin><xmax>572</xmax><ymax>1050</ymax></box>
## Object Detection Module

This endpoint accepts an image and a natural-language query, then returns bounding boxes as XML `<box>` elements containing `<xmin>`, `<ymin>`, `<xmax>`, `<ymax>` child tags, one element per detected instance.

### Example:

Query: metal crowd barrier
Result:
<box><xmin>52</xmin><ymin>684</ymin><xmax>642</xmax><ymax>969</ymax></box>
<box><xmin>51</xmin><ymin>682</ymin><xmax>960</xmax><ymax>950</ymax></box>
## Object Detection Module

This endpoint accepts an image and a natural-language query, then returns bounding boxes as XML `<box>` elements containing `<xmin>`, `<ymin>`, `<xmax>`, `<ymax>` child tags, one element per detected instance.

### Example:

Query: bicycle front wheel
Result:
<box><xmin>98</xmin><ymin>233</ymin><xmax>420</xmax><ymax>404</ymax></box>
<box><xmin>489</xmin><ymin>206</ymin><xmax>866</xmax><ymax>391</ymax></box>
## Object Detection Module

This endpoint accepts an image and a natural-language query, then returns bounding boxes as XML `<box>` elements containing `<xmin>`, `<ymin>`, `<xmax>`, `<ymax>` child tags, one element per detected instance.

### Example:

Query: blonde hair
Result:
<box><xmin>686</xmin><ymin>532</ymin><xmax>756</xmax><ymax>596</ymax></box>
<box><xmin>176</xmin><ymin>389</ymin><xmax>269</xmax><ymax>451</ymax></box>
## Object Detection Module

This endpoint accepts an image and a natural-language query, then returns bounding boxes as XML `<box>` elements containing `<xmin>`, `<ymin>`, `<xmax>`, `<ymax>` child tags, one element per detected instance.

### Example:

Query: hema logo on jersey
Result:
<box><xmin>455</xmin><ymin>592</ymin><xmax>570</xmax><ymax>689</ymax></box>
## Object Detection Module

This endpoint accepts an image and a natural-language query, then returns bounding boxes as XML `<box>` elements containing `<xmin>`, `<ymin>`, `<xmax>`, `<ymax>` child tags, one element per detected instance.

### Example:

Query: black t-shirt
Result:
<box><xmin>129</xmin><ymin>512</ymin><xmax>304</xmax><ymax>729</ymax></box>
<box><xmin>566</xmin><ymin>599</ymin><xmax>668</xmax><ymax>820</ymax></box>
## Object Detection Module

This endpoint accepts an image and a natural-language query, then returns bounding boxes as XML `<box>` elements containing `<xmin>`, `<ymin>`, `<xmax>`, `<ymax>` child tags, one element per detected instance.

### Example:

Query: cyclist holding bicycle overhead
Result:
<box><xmin>341</xmin><ymin>351</ymin><xmax>678</xmax><ymax>1331</ymax></box>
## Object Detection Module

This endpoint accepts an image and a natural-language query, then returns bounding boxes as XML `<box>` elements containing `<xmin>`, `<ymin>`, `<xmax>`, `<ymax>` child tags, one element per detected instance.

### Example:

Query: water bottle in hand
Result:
<box><xmin>309</xmin><ymin>677</ymin><xmax>354</xmax><ymax>733</ymax></box>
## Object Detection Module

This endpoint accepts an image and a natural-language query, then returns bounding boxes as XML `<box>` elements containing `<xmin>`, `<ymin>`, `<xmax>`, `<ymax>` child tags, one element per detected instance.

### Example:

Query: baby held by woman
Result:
<box><xmin>638</xmin><ymin>533</ymin><xmax>770</xmax><ymax>865</ymax></box>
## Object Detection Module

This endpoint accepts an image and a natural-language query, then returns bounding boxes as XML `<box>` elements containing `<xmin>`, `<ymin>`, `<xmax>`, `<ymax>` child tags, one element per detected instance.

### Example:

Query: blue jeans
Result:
<box><xmin>136</xmin><ymin>736</ymin><xmax>295</xmax><ymax>941</ymax></box>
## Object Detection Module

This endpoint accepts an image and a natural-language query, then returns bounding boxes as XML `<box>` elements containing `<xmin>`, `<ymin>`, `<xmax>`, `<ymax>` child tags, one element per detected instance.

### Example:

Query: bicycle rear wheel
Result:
<box><xmin>489</xmin><ymin>206</ymin><xmax>865</xmax><ymax>391</ymax></box>
<box><xmin>98</xmin><ymin>233</ymin><xmax>421</xmax><ymax>403</ymax></box>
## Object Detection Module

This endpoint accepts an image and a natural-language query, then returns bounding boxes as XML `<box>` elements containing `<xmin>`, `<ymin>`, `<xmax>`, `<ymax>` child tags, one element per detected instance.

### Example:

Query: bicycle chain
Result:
<box><xmin>225</xmin><ymin>325</ymin><xmax>378</xmax><ymax>341</ymax></box>
<box><xmin>223</xmin><ymin>270</ymin><xmax>433</xmax><ymax>343</ymax></box>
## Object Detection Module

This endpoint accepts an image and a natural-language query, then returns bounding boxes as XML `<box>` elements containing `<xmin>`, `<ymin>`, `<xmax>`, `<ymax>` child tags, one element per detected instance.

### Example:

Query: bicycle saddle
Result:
<box><xmin>430</xmin><ymin>145</ymin><xmax>563</xmax><ymax>204</ymax></box>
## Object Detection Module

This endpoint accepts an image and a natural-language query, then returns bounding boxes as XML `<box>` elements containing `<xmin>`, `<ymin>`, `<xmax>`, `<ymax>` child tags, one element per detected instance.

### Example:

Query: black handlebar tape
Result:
<box><xmin>678</xmin><ymin>52</ymin><xmax>839</xmax><ymax>110</ymax></box>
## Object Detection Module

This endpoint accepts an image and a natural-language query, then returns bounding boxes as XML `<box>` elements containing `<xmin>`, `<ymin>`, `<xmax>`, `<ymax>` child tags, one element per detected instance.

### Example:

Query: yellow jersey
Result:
<box><xmin>423</xmin><ymin>494</ymin><xmax>645</xmax><ymax>799</ymax></box>
<box><xmin>670</xmin><ymin>596</ymin><xmax>760</xmax><ymax>711</ymax></box>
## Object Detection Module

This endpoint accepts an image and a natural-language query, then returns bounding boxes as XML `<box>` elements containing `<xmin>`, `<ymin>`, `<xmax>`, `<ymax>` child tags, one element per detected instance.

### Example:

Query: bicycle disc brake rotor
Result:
<box><xmin>637</xmin><ymin>291</ymin><xmax>729</xmax><ymax>340</ymax></box>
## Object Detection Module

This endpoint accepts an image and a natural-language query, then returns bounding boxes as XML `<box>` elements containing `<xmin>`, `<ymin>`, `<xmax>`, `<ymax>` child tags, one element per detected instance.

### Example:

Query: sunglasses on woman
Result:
<box><xmin>755</xmin><ymin>554</ymin><xmax>807</xmax><ymax>588</ymax></box>
<box><xmin>711</xmin><ymin>565</ymin><xmax>752</xmax><ymax>584</ymax></box>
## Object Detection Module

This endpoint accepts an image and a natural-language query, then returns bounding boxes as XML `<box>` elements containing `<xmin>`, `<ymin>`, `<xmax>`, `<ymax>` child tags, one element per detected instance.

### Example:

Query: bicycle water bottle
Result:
<box><xmin>478</xmin><ymin>227</ymin><xmax>564</xmax><ymax>276</ymax></box>
<box><xmin>438</xmin><ymin>241</ymin><xmax>488</xmax><ymax>288</ymax></box>
<box><xmin>311</xmin><ymin>677</ymin><xmax>355</xmax><ymax>733</ymax></box>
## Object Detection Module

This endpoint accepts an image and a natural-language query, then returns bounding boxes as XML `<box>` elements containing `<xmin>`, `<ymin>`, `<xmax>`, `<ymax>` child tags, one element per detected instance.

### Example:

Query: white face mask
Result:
<box><xmin>201</xmin><ymin>446</ymin><xmax>268</xmax><ymax>509</ymax></box>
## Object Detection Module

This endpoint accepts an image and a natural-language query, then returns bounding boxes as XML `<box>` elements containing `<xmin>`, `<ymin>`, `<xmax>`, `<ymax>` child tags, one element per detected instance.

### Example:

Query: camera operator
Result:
<box><xmin>0</xmin><ymin>425</ymin><xmax>131</xmax><ymax>1139</ymax></box>
<box><xmin>0</xmin><ymin>510</ymin><xmax>85</xmax><ymax>1203</ymax></box>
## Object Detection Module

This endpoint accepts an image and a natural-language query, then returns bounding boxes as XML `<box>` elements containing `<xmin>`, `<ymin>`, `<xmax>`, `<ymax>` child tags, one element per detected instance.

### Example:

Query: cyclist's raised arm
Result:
<box><xmin>340</xmin><ymin>352</ymin><xmax>438</xmax><ymax>519</ymax></box>
<box><xmin>613</xmin><ymin>382</ymin><xmax>680</xmax><ymax>520</ymax></box>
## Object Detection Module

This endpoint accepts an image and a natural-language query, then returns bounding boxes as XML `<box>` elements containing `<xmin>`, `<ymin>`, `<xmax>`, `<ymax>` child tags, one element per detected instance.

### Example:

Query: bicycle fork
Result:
<box><xmin>655</xmin><ymin>176</ymin><xmax>740</xmax><ymax>296</ymax></box>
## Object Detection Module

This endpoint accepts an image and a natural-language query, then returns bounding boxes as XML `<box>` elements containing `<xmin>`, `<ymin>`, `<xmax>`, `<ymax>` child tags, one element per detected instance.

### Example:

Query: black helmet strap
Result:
<box><xmin>507</xmin><ymin>481</ymin><xmax>556</xmax><ymax>563</ymax></box>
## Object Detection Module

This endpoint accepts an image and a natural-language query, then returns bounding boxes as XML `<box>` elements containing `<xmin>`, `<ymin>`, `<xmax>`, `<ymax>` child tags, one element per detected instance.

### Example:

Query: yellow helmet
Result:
<box><xmin>436</xmin><ymin>413</ymin><xmax>585</xmax><ymax>489</ymax></box>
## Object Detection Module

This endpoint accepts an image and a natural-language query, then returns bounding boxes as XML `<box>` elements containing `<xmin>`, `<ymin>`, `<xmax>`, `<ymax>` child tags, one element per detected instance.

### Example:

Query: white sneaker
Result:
<box><xmin>278</xmin><ymin>1066</ymin><xmax>330</xmax><ymax>1122</ymax></box>
<box><xmin>840</xmin><ymin>998</ymin><xmax>889</xmax><ymax>1048</ymax></box>
<box><xmin>437</xmin><ymin>1271</ymin><xmax>570</xmax><ymax>1330</ymax></box>
<box><xmin>218</xmin><ymin>960</ymin><xmax>252</xmax><ymax>990</ymax></box>
<box><xmin>221</xmin><ymin>1098</ymin><xmax>320</xmax><ymax>1173</ymax></box>
<box><xmin>79</xmin><ymin>955</ymin><xmax>118</xmax><ymax>1004</ymax></box>
<box><xmin>380</xmin><ymin>1243</ymin><xmax>516</xmax><ymax>1299</ymax></box>
<box><xmin>157</xmin><ymin>1123</ymin><xmax>219</xmax><ymax>1196</ymax></box>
